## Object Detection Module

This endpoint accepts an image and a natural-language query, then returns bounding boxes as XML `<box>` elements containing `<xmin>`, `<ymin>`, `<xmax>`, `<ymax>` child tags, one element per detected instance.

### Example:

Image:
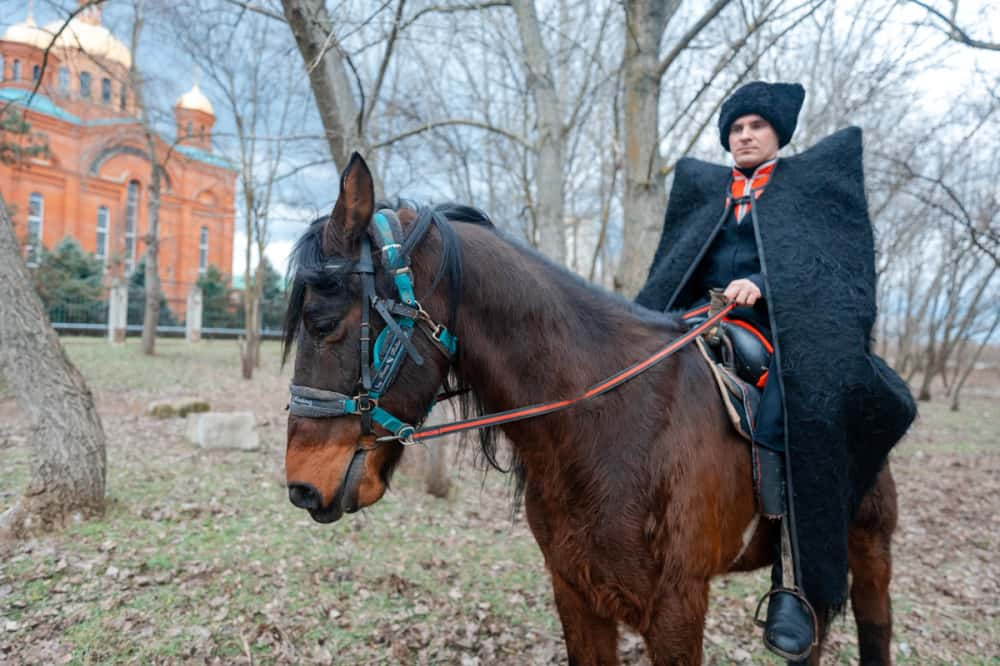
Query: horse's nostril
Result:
<box><xmin>288</xmin><ymin>482</ymin><xmax>322</xmax><ymax>511</ymax></box>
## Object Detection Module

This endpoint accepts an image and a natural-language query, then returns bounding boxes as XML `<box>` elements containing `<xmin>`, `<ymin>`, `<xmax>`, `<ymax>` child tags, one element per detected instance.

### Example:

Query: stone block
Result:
<box><xmin>185</xmin><ymin>412</ymin><xmax>259</xmax><ymax>450</ymax></box>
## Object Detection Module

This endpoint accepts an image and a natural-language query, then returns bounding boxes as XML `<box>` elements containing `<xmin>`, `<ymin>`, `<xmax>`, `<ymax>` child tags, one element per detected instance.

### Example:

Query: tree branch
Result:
<box><xmin>365</xmin><ymin>0</ymin><xmax>406</xmax><ymax>131</ymax></box>
<box><xmin>656</xmin><ymin>0</ymin><xmax>734</xmax><ymax>79</ymax></box>
<box><xmin>371</xmin><ymin>119</ymin><xmax>531</xmax><ymax>151</ymax></box>
<box><xmin>221</xmin><ymin>0</ymin><xmax>287</xmax><ymax>23</ymax></box>
<box><xmin>909</xmin><ymin>0</ymin><xmax>1000</xmax><ymax>51</ymax></box>
<box><xmin>13</xmin><ymin>0</ymin><xmax>107</xmax><ymax>113</ymax></box>
<box><xmin>397</xmin><ymin>1</ymin><xmax>510</xmax><ymax>32</ymax></box>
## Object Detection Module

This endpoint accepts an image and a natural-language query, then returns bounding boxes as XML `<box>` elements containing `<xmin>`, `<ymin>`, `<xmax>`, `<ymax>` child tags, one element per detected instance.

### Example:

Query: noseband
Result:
<box><xmin>288</xmin><ymin>210</ymin><xmax>458</xmax><ymax>446</ymax></box>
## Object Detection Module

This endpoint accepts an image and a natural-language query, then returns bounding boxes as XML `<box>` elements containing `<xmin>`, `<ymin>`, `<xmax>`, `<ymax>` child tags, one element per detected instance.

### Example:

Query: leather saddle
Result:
<box><xmin>688</xmin><ymin>315</ymin><xmax>772</xmax><ymax>440</ymax></box>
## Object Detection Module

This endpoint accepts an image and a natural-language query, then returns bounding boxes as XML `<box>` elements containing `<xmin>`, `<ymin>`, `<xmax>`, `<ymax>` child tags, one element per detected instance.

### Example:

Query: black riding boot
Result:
<box><xmin>754</xmin><ymin>448</ymin><xmax>815</xmax><ymax>661</ymax></box>
<box><xmin>757</xmin><ymin>528</ymin><xmax>816</xmax><ymax>661</ymax></box>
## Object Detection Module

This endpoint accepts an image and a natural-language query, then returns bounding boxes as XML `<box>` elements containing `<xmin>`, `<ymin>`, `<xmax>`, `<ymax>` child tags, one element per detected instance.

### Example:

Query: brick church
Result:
<box><xmin>0</xmin><ymin>4</ymin><xmax>235</xmax><ymax>307</ymax></box>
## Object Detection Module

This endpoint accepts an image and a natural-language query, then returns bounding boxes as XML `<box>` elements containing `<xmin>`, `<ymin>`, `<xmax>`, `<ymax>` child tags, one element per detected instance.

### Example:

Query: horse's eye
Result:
<box><xmin>303</xmin><ymin>303</ymin><xmax>338</xmax><ymax>336</ymax></box>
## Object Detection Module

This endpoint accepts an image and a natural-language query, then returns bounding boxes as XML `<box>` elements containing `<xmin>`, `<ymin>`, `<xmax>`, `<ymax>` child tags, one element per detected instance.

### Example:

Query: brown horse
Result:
<box><xmin>282</xmin><ymin>155</ymin><xmax>897</xmax><ymax>665</ymax></box>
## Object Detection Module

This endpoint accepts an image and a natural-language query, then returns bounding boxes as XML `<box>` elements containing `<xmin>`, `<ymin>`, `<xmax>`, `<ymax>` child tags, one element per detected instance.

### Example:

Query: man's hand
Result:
<box><xmin>724</xmin><ymin>278</ymin><xmax>762</xmax><ymax>306</ymax></box>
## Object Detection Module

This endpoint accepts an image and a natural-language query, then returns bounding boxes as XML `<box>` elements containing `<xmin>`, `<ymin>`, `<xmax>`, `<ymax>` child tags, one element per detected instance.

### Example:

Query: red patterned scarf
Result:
<box><xmin>727</xmin><ymin>158</ymin><xmax>776</xmax><ymax>223</ymax></box>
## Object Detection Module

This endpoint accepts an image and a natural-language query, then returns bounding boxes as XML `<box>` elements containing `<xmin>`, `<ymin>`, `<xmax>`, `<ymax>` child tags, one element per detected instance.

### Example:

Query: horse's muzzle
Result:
<box><xmin>287</xmin><ymin>449</ymin><xmax>367</xmax><ymax>524</ymax></box>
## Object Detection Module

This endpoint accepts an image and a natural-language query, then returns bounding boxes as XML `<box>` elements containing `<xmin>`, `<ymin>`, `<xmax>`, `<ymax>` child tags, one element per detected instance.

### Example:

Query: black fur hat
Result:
<box><xmin>718</xmin><ymin>81</ymin><xmax>805</xmax><ymax>151</ymax></box>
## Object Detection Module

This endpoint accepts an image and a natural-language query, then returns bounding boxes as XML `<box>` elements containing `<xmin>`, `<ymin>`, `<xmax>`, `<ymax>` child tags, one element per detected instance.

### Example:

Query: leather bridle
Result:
<box><xmin>288</xmin><ymin>209</ymin><xmax>458</xmax><ymax>447</ymax></box>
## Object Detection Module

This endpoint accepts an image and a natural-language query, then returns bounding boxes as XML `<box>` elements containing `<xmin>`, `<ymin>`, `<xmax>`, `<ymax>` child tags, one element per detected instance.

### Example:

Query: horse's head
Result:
<box><xmin>282</xmin><ymin>154</ymin><xmax>462</xmax><ymax>523</ymax></box>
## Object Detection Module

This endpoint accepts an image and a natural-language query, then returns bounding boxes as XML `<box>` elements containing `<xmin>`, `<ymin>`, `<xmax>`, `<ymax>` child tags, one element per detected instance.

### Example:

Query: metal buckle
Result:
<box><xmin>413</xmin><ymin>302</ymin><xmax>431</xmax><ymax>322</ymax></box>
<box><xmin>354</xmin><ymin>394</ymin><xmax>378</xmax><ymax>412</ymax></box>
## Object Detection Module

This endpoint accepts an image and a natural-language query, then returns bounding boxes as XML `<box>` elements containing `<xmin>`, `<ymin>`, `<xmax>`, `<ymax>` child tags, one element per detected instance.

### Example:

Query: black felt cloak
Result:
<box><xmin>636</xmin><ymin>127</ymin><xmax>917</xmax><ymax>611</ymax></box>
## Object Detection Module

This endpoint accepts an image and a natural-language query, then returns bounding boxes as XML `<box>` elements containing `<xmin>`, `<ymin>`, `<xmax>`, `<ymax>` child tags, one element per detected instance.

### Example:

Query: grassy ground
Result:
<box><xmin>1</xmin><ymin>339</ymin><xmax>997</xmax><ymax>664</ymax></box>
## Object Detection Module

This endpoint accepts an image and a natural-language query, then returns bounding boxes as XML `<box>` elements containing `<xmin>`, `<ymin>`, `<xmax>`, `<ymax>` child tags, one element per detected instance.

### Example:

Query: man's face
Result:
<box><xmin>729</xmin><ymin>114</ymin><xmax>779</xmax><ymax>169</ymax></box>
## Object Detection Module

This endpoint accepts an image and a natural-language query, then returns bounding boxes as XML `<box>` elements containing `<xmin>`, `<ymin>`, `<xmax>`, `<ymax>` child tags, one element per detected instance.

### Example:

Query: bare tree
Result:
<box><xmin>949</xmin><ymin>310</ymin><xmax>999</xmax><ymax>411</ymax></box>
<box><xmin>895</xmin><ymin>153</ymin><xmax>999</xmax><ymax>402</ymax></box>
<box><xmin>127</xmin><ymin>0</ymin><xmax>169</xmax><ymax>356</ymax></box>
<box><xmin>614</xmin><ymin>0</ymin><xmax>734</xmax><ymax>293</ymax></box>
<box><xmin>0</xmin><ymin>193</ymin><xmax>107</xmax><ymax>540</ymax></box>
<box><xmin>169</xmin><ymin>1</ymin><xmax>308</xmax><ymax>378</ymax></box>
<box><xmin>508</xmin><ymin>0</ymin><xmax>569</xmax><ymax>262</ymax></box>
<box><xmin>57</xmin><ymin>0</ymin><xmax>182</xmax><ymax>355</ymax></box>
<box><xmin>279</xmin><ymin>0</ymin><xmax>382</xmax><ymax>186</ymax></box>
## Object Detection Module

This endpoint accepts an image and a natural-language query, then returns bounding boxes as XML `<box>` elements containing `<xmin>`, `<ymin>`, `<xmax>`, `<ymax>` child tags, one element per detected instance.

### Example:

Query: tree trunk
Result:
<box><xmin>424</xmin><ymin>444</ymin><xmax>450</xmax><ymax>499</ymax></box>
<box><xmin>130</xmin><ymin>0</ymin><xmax>161</xmax><ymax>356</ymax></box>
<box><xmin>253</xmin><ymin>255</ymin><xmax>267</xmax><ymax>369</ymax></box>
<box><xmin>0</xmin><ymin>194</ymin><xmax>106</xmax><ymax>540</ymax></box>
<box><xmin>140</xmin><ymin>162</ymin><xmax>162</xmax><ymax>355</ymax></box>
<box><xmin>281</xmin><ymin>0</ymin><xmax>382</xmax><ymax>190</ymax></box>
<box><xmin>950</xmin><ymin>311</ymin><xmax>999</xmax><ymax>412</ymax></box>
<box><xmin>917</xmin><ymin>356</ymin><xmax>936</xmax><ymax>401</ymax></box>
<box><xmin>241</xmin><ymin>293</ymin><xmax>261</xmax><ymax>380</ymax></box>
<box><xmin>240</xmin><ymin>191</ymin><xmax>257</xmax><ymax>379</ymax></box>
<box><xmin>616</xmin><ymin>0</ymin><xmax>678</xmax><ymax>295</ymax></box>
<box><xmin>510</xmin><ymin>0</ymin><xmax>566</xmax><ymax>264</ymax></box>
<box><xmin>421</xmin><ymin>402</ymin><xmax>452</xmax><ymax>499</ymax></box>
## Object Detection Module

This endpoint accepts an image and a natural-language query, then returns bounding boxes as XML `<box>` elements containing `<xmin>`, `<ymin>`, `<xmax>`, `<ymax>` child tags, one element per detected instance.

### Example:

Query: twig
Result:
<box><xmin>240</xmin><ymin>632</ymin><xmax>254</xmax><ymax>665</ymax></box>
<box><xmin>908</xmin><ymin>0</ymin><xmax>1000</xmax><ymax>51</ymax></box>
<box><xmin>371</xmin><ymin>119</ymin><xmax>531</xmax><ymax>151</ymax></box>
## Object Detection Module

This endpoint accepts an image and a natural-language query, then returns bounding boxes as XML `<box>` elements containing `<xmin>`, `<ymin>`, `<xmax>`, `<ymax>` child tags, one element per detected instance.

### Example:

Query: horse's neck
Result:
<box><xmin>450</xmin><ymin>225</ymin><xmax>676</xmax><ymax>444</ymax></box>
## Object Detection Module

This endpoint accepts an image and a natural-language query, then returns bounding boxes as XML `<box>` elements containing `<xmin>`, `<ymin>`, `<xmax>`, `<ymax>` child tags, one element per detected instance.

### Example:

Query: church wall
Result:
<box><xmin>0</xmin><ymin>90</ymin><xmax>235</xmax><ymax>315</ymax></box>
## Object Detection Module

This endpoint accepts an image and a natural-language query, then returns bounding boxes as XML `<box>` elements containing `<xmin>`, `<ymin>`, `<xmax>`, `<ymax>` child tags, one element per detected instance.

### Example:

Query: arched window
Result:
<box><xmin>32</xmin><ymin>64</ymin><xmax>40</xmax><ymax>82</ymax></box>
<box><xmin>12</xmin><ymin>59</ymin><xmax>21</xmax><ymax>81</ymax></box>
<box><xmin>119</xmin><ymin>85</ymin><xmax>126</xmax><ymax>111</ymax></box>
<box><xmin>58</xmin><ymin>67</ymin><xmax>69</xmax><ymax>93</ymax></box>
<box><xmin>79</xmin><ymin>71</ymin><xmax>91</xmax><ymax>98</ymax></box>
<box><xmin>101</xmin><ymin>77</ymin><xmax>111</xmax><ymax>104</ymax></box>
<box><xmin>199</xmin><ymin>226</ymin><xmax>208</xmax><ymax>274</ymax></box>
<box><xmin>96</xmin><ymin>206</ymin><xmax>110</xmax><ymax>263</ymax></box>
<box><xmin>124</xmin><ymin>181</ymin><xmax>139</xmax><ymax>273</ymax></box>
<box><xmin>185</xmin><ymin>121</ymin><xmax>192</xmax><ymax>137</ymax></box>
<box><xmin>27</xmin><ymin>193</ymin><xmax>44</xmax><ymax>265</ymax></box>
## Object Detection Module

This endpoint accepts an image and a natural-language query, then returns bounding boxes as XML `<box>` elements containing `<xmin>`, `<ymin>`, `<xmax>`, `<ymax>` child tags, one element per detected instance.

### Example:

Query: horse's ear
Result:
<box><xmin>325</xmin><ymin>153</ymin><xmax>374</xmax><ymax>255</ymax></box>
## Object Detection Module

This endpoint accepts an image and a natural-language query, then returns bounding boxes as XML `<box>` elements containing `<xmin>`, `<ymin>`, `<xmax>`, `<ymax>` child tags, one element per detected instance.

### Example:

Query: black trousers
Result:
<box><xmin>755</xmin><ymin>356</ymin><xmax>785</xmax><ymax>452</ymax></box>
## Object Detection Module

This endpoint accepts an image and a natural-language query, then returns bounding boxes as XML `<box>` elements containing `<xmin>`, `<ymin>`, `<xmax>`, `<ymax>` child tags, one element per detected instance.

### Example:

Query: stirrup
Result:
<box><xmin>753</xmin><ymin>587</ymin><xmax>818</xmax><ymax>661</ymax></box>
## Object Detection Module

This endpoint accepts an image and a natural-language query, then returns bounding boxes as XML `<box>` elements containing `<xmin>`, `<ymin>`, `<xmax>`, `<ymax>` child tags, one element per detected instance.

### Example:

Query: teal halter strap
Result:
<box><xmin>288</xmin><ymin>210</ymin><xmax>458</xmax><ymax>444</ymax></box>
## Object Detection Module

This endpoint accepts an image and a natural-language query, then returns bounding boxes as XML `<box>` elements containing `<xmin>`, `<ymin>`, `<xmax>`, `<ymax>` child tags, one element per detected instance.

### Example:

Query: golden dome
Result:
<box><xmin>176</xmin><ymin>84</ymin><xmax>214</xmax><ymax>116</ymax></box>
<box><xmin>2</xmin><ymin>16</ymin><xmax>55</xmax><ymax>51</ymax></box>
<box><xmin>41</xmin><ymin>16</ymin><xmax>132</xmax><ymax>69</ymax></box>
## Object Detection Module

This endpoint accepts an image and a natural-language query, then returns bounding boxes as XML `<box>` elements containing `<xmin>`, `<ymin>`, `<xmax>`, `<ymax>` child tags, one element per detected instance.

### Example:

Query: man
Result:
<box><xmin>636</xmin><ymin>81</ymin><xmax>917</xmax><ymax>660</ymax></box>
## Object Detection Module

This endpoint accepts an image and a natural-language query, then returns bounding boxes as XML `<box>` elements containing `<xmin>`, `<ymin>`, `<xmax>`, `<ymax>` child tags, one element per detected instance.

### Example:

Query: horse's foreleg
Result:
<box><xmin>641</xmin><ymin>581</ymin><xmax>709</xmax><ymax>666</ymax></box>
<box><xmin>848</xmin><ymin>467</ymin><xmax>898</xmax><ymax>665</ymax></box>
<box><xmin>550</xmin><ymin>571</ymin><xmax>620</xmax><ymax>666</ymax></box>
